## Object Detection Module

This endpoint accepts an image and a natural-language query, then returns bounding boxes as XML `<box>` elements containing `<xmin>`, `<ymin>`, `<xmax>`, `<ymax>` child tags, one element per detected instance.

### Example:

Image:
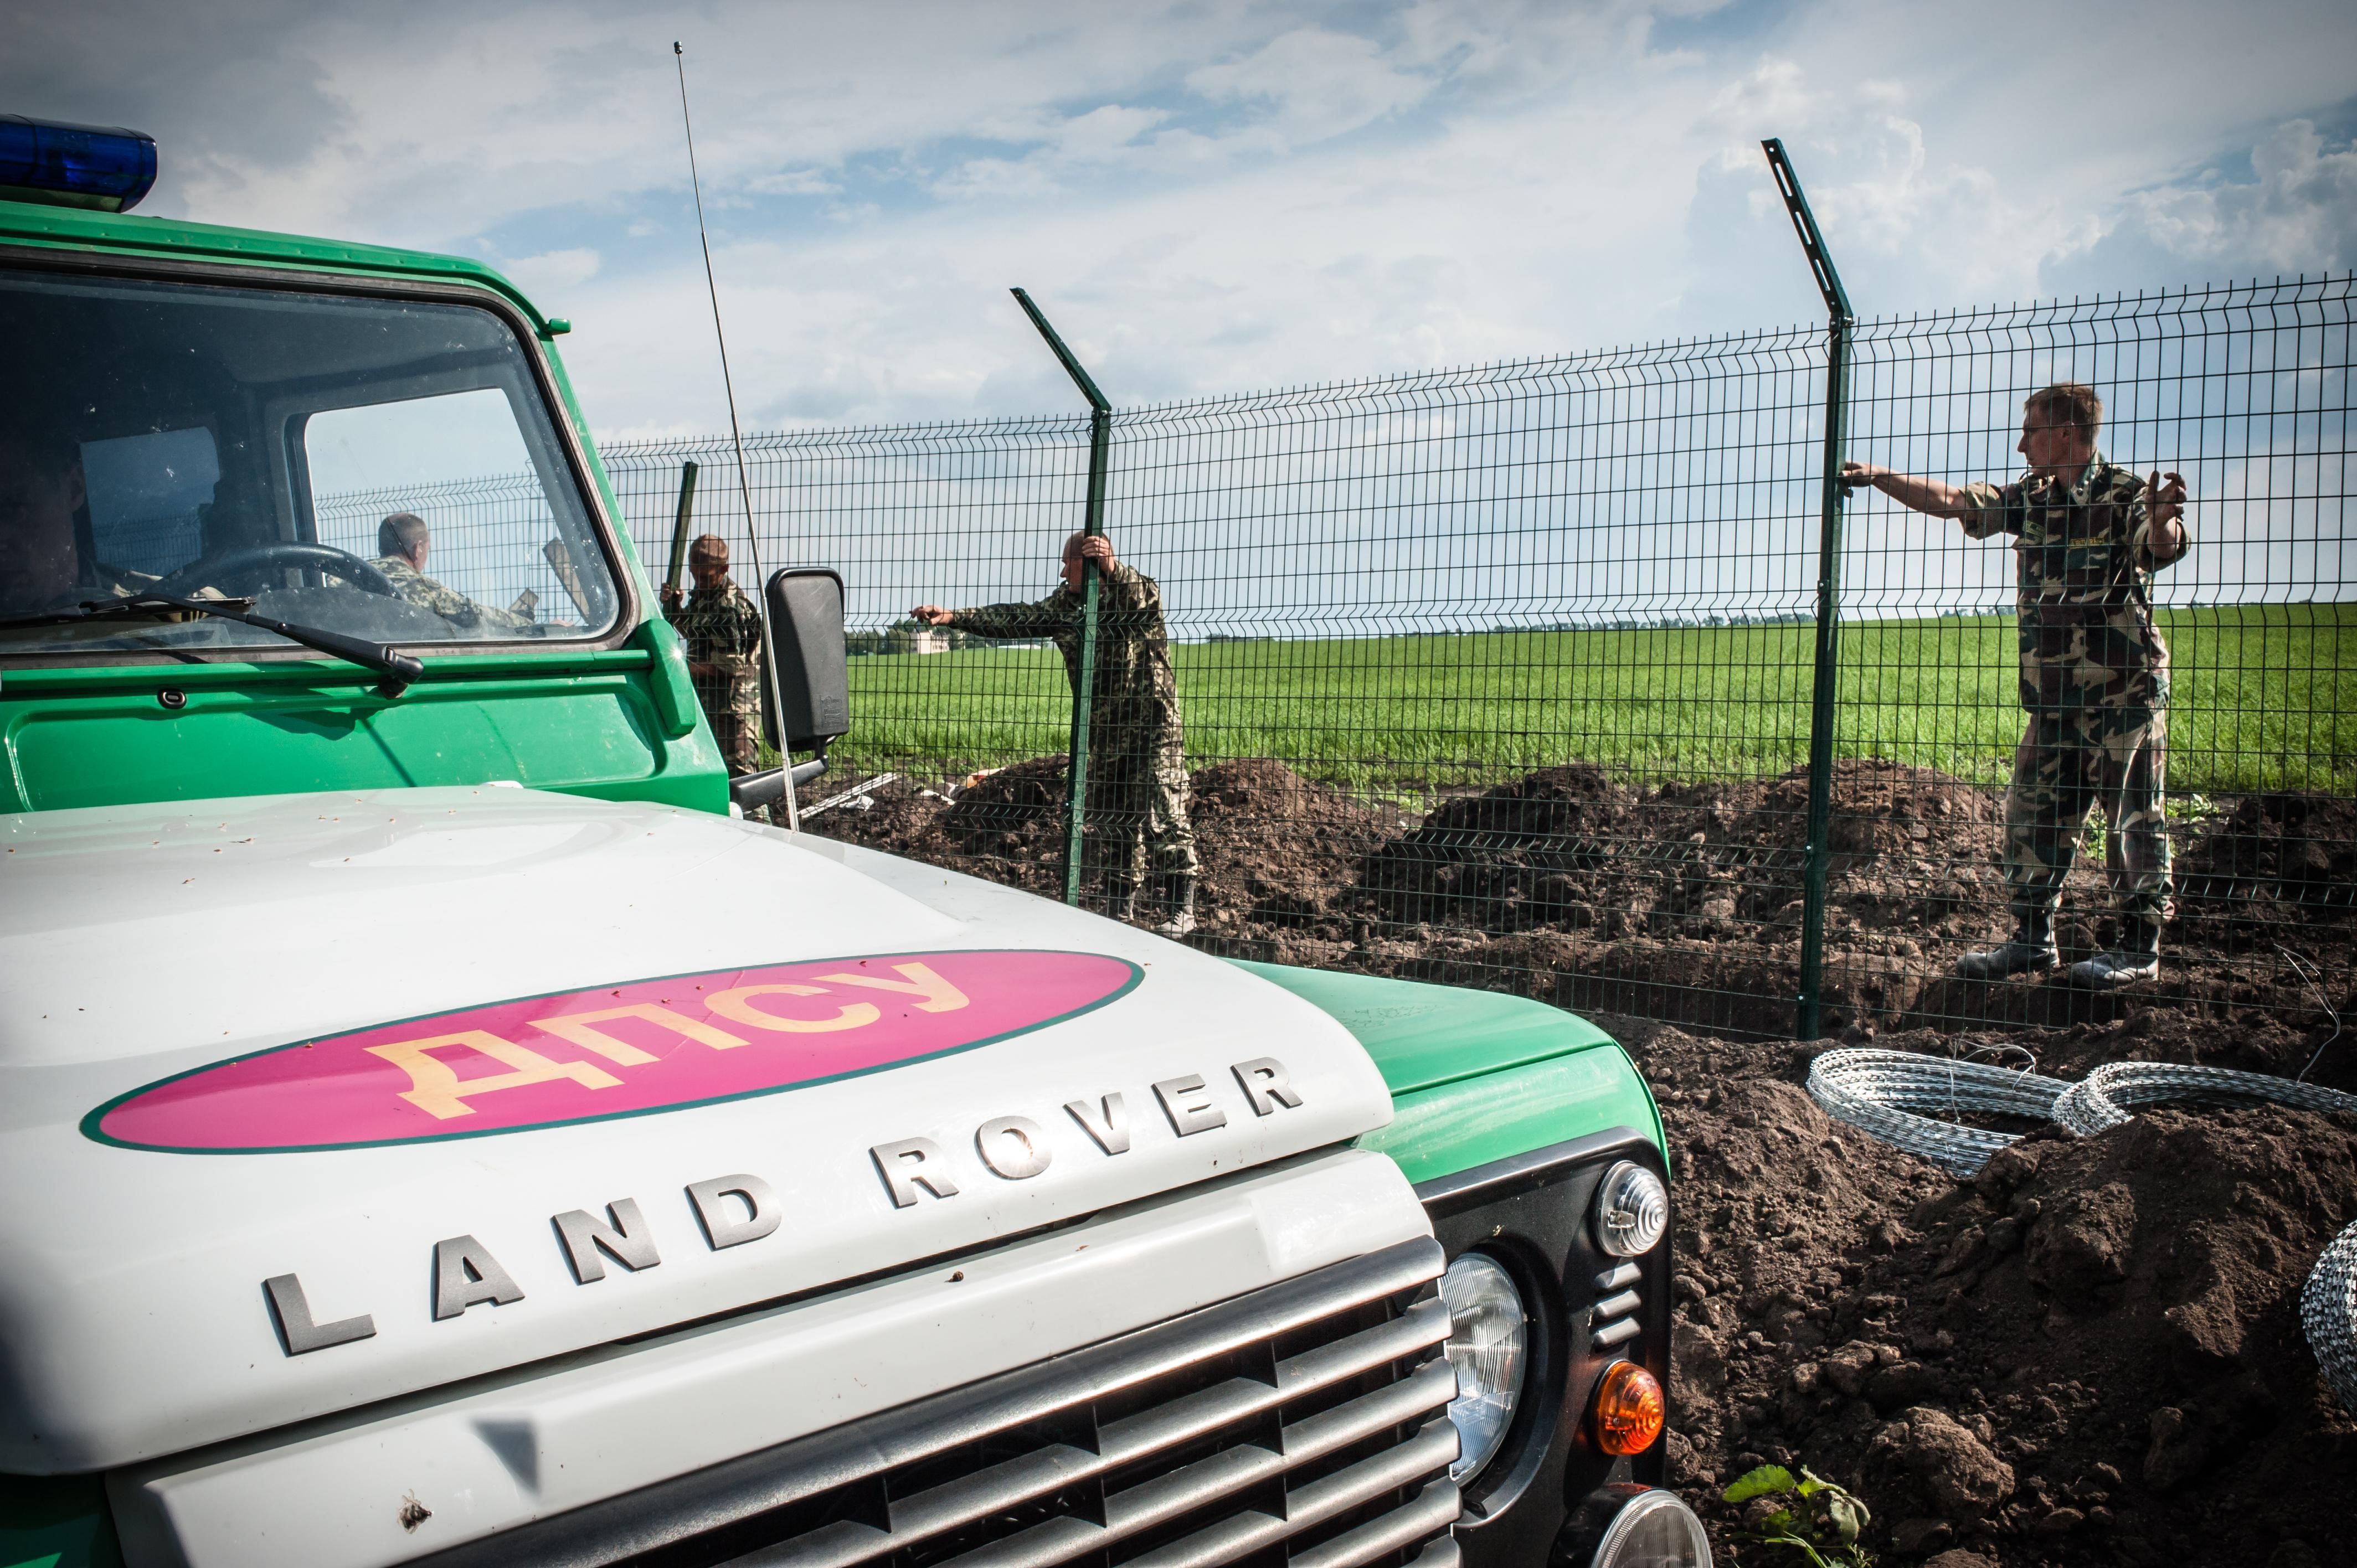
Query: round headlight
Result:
<box><xmin>1592</xmin><ymin>1160</ymin><xmax>1669</xmax><ymax>1257</ymax></box>
<box><xmin>1588</xmin><ymin>1488</ymin><xmax>1713</xmax><ymax>1568</ymax></box>
<box><xmin>1438</xmin><ymin>1252</ymin><xmax>1526</xmax><ymax>1482</ymax></box>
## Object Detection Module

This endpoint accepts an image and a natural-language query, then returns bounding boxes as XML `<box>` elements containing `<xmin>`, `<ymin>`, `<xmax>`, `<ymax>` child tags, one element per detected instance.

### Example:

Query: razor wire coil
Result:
<box><xmin>2303</xmin><ymin>1221</ymin><xmax>2357</xmax><ymax>1417</ymax></box>
<box><xmin>1804</xmin><ymin>1049</ymin><xmax>2069</xmax><ymax>1178</ymax></box>
<box><xmin>1807</xmin><ymin>1048</ymin><xmax>2357</xmax><ymax>1417</ymax></box>
<box><xmin>2049</xmin><ymin>1061</ymin><xmax>2357</xmax><ymax>1136</ymax></box>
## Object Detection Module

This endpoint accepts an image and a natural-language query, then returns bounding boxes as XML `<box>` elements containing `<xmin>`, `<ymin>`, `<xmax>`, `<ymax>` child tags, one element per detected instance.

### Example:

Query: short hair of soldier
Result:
<box><xmin>2025</xmin><ymin>382</ymin><xmax>2103</xmax><ymax>438</ymax></box>
<box><xmin>688</xmin><ymin>533</ymin><xmax>729</xmax><ymax>563</ymax></box>
<box><xmin>378</xmin><ymin>512</ymin><xmax>431</xmax><ymax>558</ymax></box>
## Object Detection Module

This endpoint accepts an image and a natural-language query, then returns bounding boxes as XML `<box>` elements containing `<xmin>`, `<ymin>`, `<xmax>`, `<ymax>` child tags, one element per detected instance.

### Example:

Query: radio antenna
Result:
<box><xmin>672</xmin><ymin>42</ymin><xmax>763</xmax><ymax>587</ymax></box>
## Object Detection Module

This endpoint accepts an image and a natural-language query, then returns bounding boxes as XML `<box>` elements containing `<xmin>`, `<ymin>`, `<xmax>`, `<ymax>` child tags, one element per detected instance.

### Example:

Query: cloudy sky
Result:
<box><xmin>12</xmin><ymin>0</ymin><xmax>2355</xmax><ymax>440</ymax></box>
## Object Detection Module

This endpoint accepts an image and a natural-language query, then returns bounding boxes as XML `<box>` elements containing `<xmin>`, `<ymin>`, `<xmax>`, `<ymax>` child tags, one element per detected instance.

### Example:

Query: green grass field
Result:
<box><xmin>838</xmin><ymin>605</ymin><xmax>2356</xmax><ymax>797</ymax></box>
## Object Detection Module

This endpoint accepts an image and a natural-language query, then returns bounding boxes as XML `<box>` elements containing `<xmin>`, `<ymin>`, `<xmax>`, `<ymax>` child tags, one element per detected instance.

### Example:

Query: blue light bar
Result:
<box><xmin>0</xmin><ymin>115</ymin><xmax>158</xmax><ymax>212</ymax></box>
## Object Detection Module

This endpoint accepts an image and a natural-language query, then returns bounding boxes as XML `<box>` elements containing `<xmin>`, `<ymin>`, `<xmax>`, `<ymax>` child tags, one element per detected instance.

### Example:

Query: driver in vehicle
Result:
<box><xmin>370</xmin><ymin>512</ymin><xmax>536</xmax><ymax>635</ymax></box>
<box><xmin>0</xmin><ymin>422</ymin><xmax>151</xmax><ymax>616</ymax></box>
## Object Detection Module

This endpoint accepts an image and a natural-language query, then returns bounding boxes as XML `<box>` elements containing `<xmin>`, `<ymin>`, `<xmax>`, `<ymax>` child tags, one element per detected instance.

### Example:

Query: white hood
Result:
<box><xmin>0</xmin><ymin>787</ymin><xmax>1394</xmax><ymax>1473</ymax></box>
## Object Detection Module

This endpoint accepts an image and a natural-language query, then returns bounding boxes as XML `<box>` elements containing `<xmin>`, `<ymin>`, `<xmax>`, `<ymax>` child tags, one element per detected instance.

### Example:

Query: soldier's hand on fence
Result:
<box><xmin>2144</xmin><ymin>470</ymin><xmax>2189</xmax><ymax>562</ymax></box>
<box><xmin>1839</xmin><ymin>461</ymin><xmax>1887</xmax><ymax>492</ymax></box>
<box><xmin>1076</xmin><ymin>535</ymin><xmax>1116</xmax><ymax>566</ymax></box>
<box><xmin>660</xmin><ymin>584</ymin><xmax>682</xmax><ymax>609</ymax></box>
<box><xmin>912</xmin><ymin>605</ymin><xmax>954</xmax><ymax>627</ymax></box>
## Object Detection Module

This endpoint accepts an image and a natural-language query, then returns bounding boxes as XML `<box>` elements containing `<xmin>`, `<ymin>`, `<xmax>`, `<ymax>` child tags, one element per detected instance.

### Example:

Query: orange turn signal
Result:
<box><xmin>1593</xmin><ymin>1360</ymin><xmax>1665</xmax><ymax>1456</ymax></box>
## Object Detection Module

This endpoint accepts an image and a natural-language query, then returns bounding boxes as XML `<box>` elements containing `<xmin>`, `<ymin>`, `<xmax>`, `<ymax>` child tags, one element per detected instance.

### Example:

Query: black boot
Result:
<box><xmin>1155</xmin><ymin>874</ymin><xmax>1198</xmax><ymax>937</ymax></box>
<box><xmin>2070</xmin><ymin>917</ymin><xmax>2161</xmax><ymax>989</ymax></box>
<box><xmin>1954</xmin><ymin>910</ymin><xmax>2058</xmax><ymax>980</ymax></box>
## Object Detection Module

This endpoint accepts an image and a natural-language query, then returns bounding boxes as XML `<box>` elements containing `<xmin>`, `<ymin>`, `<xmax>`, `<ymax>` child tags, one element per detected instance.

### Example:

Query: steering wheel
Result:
<box><xmin>154</xmin><ymin>542</ymin><xmax>397</xmax><ymax>600</ymax></box>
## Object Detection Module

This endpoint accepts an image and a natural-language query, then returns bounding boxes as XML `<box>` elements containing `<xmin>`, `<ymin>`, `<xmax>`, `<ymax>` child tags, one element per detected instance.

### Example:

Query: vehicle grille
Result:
<box><xmin>423</xmin><ymin>1237</ymin><xmax>1459</xmax><ymax>1568</ymax></box>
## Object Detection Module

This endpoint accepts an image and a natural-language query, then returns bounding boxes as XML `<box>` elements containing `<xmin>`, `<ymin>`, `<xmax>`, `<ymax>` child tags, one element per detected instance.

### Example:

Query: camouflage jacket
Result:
<box><xmin>1958</xmin><ymin>458</ymin><xmax>2180</xmax><ymax>710</ymax></box>
<box><xmin>947</xmin><ymin>559</ymin><xmax>1181</xmax><ymax>744</ymax></box>
<box><xmin>663</xmin><ymin>576</ymin><xmax>764</xmax><ymax>689</ymax></box>
<box><xmin>370</xmin><ymin>556</ymin><xmax>537</xmax><ymax>635</ymax></box>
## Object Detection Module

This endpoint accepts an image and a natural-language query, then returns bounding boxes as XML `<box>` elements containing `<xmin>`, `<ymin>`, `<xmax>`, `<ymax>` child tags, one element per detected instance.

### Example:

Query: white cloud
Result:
<box><xmin>12</xmin><ymin>0</ymin><xmax>2354</xmax><ymax>439</ymax></box>
<box><xmin>746</xmin><ymin>168</ymin><xmax>842</xmax><ymax>197</ymax></box>
<box><xmin>2122</xmin><ymin>120</ymin><xmax>2357</xmax><ymax>270</ymax></box>
<box><xmin>502</xmin><ymin>247</ymin><xmax>602</xmax><ymax>293</ymax></box>
<box><xmin>1185</xmin><ymin>27</ymin><xmax>1433</xmax><ymax>148</ymax></box>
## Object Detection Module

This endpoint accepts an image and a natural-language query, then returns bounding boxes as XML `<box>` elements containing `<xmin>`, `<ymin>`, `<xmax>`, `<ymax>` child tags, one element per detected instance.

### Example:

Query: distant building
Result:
<box><xmin>908</xmin><ymin>630</ymin><xmax>950</xmax><ymax>656</ymax></box>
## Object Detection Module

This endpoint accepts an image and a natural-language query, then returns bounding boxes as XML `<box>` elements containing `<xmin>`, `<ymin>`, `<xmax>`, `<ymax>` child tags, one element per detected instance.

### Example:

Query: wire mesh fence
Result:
<box><xmin>524</xmin><ymin>274</ymin><xmax>2353</xmax><ymax>1051</ymax></box>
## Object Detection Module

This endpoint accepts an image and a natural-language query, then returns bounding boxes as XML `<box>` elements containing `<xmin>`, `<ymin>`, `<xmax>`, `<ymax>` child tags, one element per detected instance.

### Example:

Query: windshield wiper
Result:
<box><xmin>0</xmin><ymin>594</ymin><xmax>425</xmax><ymax>697</ymax></box>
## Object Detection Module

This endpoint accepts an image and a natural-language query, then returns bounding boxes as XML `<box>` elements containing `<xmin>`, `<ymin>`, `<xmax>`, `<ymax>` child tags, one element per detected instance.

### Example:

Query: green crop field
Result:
<box><xmin>836</xmin><ymin>604</ymin><xmax>2356</xmax><ymax>798</ymax></box>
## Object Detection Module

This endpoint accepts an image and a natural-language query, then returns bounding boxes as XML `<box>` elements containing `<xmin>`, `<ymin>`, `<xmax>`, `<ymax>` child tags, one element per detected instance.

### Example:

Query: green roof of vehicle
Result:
<box><xmin>0</xmin><ymin>195</ymin><xmax>551</xmax><ymax>328</ymax></box>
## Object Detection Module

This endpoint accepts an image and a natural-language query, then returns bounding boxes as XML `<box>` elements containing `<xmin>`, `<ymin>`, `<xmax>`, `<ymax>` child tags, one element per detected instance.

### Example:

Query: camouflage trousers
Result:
<box><xmin>1085</xmin><ymin>734</ymin><xmax>1199</xmax><ymax>891</ymax></box>
<box><xmin>698</xmin><ymin>678</ymin><xmax>763</xmax><ymax>776</ymax></box>
<box><xmin>2004</xmin><ymin>703</ymin><xmax>2171</xmax><ymax>942</ymax></box>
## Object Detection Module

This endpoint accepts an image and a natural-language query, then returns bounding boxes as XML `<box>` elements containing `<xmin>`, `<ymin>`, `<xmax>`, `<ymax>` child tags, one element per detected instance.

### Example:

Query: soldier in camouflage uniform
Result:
<box><xmin>1844</xmin><ymin>383</ymin><xmax>2190</xmax><ymax>988</ymax></box>
<box><xmin>660</xmin><ymin>533</ymin><xmax>765</xmax><ymax>780</ymax></box>
<box><xmin>913</xmin><ymin>531</ymin><xmax>1201</xmax><ymax>935</ymax></box>
<box><xmin>370</xmin><ymin>513</ymin><xmax>538</xmax><ymax>636</ymax></box>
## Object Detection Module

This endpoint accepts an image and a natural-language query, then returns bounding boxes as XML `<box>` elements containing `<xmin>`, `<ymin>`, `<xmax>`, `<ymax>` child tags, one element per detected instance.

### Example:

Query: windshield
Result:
<box><xmin>0</xmin><ymin>265</ymin><xmax>621</xmax><ymax>655</ymax></box>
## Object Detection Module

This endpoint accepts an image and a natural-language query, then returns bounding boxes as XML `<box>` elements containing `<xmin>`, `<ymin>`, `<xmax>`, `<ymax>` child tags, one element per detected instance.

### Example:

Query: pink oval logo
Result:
<box><xmin>86</xmin><ymin>950</ymin><xmax>1141</xmax><ymax>1154</ymax></box>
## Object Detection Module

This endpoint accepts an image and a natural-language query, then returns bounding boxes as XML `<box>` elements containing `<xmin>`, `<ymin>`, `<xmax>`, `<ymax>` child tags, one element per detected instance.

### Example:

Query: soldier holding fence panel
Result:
<box><xmin>1841</xmin><ymin>381</ymin><xmax>2190</xmax><ymax>989</ymax></box>
<box><xmin>914</xmin><ymin>531</ymin><xmax>1201</xmax><ymax>936</ymax></box>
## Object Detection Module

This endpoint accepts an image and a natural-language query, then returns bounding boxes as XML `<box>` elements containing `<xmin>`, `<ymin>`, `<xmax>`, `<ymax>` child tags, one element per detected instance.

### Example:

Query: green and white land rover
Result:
<box><xmin>0</xmin><ymin>118</ymin><xmax>1704</xmax><ymax>1568</ymax></box>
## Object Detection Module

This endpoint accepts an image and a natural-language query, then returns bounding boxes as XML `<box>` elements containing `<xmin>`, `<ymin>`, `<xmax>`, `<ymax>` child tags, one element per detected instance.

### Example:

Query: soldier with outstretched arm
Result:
<box><xmin>913</xmin><ymin>531</ymin><xmax>1202</xmax><ymax>936</ymax></box>
<box><xmin>1841</xmin><ymin>381</ymin><xmax>2190</xmax><ymax>988</ymax></box>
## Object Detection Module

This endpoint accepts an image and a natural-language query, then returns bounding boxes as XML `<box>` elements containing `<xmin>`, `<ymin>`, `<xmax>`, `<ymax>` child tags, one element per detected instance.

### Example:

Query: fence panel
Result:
<box><xmin>601</xmin><ymin>418</ymin><xmax>1096</xmax><ymax>889</ymax></box>
<box><xmin>375</xmin><ymin>273</ymin><xmax>2351</xmax><ymax>1055</ymax></box>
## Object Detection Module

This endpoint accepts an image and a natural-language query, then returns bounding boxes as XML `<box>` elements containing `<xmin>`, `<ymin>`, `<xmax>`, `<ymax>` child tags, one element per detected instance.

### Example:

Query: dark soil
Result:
<box><xmin>808</xmin><ymin>756</ymin><xmax>1399</xmax><ymax>917</ymax></box>
<box><xmin>2174</xmin><ymin>792</ymin><xmax>2357</xmax><ymax>938</ymax></box>
<box><xmin>1607</xmin><ymin>1014</ymin><xmax>2357</xmax><ymax>1567</ymax></box>
<box><xmin>1207</xmin><ymin>759</ymin><xmax>2353</xmax><ymax>1051</ymax></box>
<box><xmin>809</xmin><ymin>756</ymin><xmax>2355</xmax><ymax>1061</ymax></box>
<box><xmin>808</xmin><ymin>752</ymin><xmax>2357</xmax><ymax>1107</ymax></box>
<box><xmin>1356</xmin><ymin>764</ymin><xmax>1643</xmax><ymax>931</ymax></box>
<box><xmin>1185</xmin><ymin>759</ymin><xmax>1402</xmax><ymax>927</ymax></box>
<box><xmin>937</xmin><ymin>756</ymin><xmax>1072</xmax><ymax>899</ymax></box>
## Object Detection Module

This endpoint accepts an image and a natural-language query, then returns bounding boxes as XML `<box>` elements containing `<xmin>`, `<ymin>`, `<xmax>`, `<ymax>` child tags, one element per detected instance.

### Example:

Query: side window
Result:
<box><xmin>81</xmin><ymin>427</ymin><xmax>221</xmax><ymax>580</ymax></box>
<box><xmin>304</xmin><ymin>388</ymin><xmax>580</xmax><ymax>622</ymax></box>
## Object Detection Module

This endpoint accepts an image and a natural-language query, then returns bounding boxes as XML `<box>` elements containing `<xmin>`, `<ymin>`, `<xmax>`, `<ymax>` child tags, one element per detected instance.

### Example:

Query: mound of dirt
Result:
<box><xmin>932</xmin><ymin>755</ymin><xmax>1071</xmax><ymax>897</ymax></box>
<box><xmin>2175</xmin><ymin>793</ymin><xmax>2357</xmax><ymax>927</ymax></box>
<box><xmin>796</xmin><ymin>765</ymin><xmax>1067</xmax><ymax>898</ymax></box>
<box><xmin>1320</xmin><ymin>761</ymin><xmax>2020</xmax><ymax>1035</ymax></box>
<box><xmin>810</xmin><ymin>756</ymin><xmax>1401</xmax><ymax>925</ymax></box>
<box><xmin>1187</xmin><ymin>759</ymin><xmax>1398</xmax><ymax>930</ymax></box>
<box><xmin>1351</xmin><ymin>760</ymin><xmax>2005</xmax><ymax>946</ymax></box>
<box><xmin>1354</xmin><ymin>764</ymin><xmax>1640</xmax><ymax>930</ymax></box>
<box><xmin>813</xmin><ymin>752</ymin><xmax>2351</xmax><ymax>1054</ymax></box>
<box><xmin>1740</xmin><ymin>759</ymin><xmax>2004</xmax><ymax>860</ymax></box>
<box><xmin>1726</xmin><ymin>760</ymin><xmax>2006</xmax><ymax>941</ymax></box>
<box><xmin>1610</xmin><ymin>1014</ymin><xmax>2357</xmax><ymax>1566</ymax></box>
<box><xmin>799</xmin><ymin>773</ymin><xmax>954</xmax><ymax>862</ymax></box>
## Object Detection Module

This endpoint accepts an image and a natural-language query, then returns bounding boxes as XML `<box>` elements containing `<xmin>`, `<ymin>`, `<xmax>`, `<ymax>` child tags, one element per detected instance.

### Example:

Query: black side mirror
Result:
<box><xmin>760</xmin><ymin>567</ymin><xmax>851</xmax><ymax>756</ymax></box>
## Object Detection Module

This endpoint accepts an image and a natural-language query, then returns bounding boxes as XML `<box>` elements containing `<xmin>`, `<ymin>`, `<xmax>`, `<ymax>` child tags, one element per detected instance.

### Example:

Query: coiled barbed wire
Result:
<box><xmin>1803</xmin><ymin>1045</ymin><xmax>2357</xmax><ymax>1418</ymax></box>
<box><xmin>2304</xmin><ymin>1221</ymin><xmax>2357</xmax><ymax>1417</ymax></box>
<box><xmin>1805</xmin><ymin>1049</ymin><xmax>2068</xmax><ymax>1178</ymax></box>
<box><xmin>2050</xmin><ymin>1061</ymin><xmax>2357</xmax><ymax>1135</ymax></box>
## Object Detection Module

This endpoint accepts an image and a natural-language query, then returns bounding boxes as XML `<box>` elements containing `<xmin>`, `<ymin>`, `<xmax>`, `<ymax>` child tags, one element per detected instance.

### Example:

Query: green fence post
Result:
<box><xmin>665</xmin><ymin>460</ymin><xmax>701</xmax><ymax>597</ymax></box>
<box><xmin>1762</xmin><ymin>138</ymin><xmax>1855</xmax><ymax>1043</ymax></box>
<box><xmin>1010</xmin><ymin>288</ymin><xmax>1113</xmax><ymax>907</ymax></box>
